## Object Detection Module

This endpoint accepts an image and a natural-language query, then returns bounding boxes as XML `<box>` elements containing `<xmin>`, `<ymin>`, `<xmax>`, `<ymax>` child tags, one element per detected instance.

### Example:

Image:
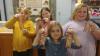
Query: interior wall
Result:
<box><xmin>56</xmin><ymin>0</ymin><xmax>72</xmax><ymax>25</ymax></box>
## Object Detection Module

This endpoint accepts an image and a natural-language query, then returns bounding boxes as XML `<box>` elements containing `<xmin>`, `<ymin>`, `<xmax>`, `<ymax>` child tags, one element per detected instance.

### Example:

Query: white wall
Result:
<box><xmin>0</xmin><ymin>0</ymin><xmax>6</xmax><ymax>20</ymax></box>
<box><xmin>56</xmin><ymin>0</ymin><xmax>72</xmax><ymax>25</ymax></box>
<box><xmin>5</xmin><ymin>0</ymin><xmax>14</xmax><ymax>20</ymax></box>
<box><xmin>0</xmin><ymin>0</ymin><xmax>14</xmax><ymax>20</ymax></box>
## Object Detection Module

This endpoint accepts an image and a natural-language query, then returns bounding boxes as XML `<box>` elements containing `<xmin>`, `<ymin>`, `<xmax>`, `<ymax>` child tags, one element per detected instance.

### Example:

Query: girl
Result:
<box><xmin>33</xmin><ymin>21</ymin><xmax>78</xmax><ymax>56</ymax></box>
<box><xmin>63</xmin><ymin>3</ymin><xmax>100</xmax><ymax>56</ymax></box>
<box><xmin>5</xmin><ymin>7</ymin><xmax>36</xmax><ymax>56</ymax></box>
<box><xmin>35</xmin><ymin>7</ymin><xmax>53</xmax><ymax>33</ymax></box>
<box><xmin>35</xmin><ymin>7</ymin><xmax>53</xmax><ymax>56</ymax></box>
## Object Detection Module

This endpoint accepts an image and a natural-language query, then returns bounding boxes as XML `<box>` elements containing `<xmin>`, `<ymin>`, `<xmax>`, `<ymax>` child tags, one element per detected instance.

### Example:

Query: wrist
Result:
<box><xmin>91</xmin><ymin>29</ymin><xmax>95</xmax><ymax>33</ymax></box>
<box><xmin>91</xmin><ymin>28</ymin><xmax>98</xmax><ymax>33</ymax></box>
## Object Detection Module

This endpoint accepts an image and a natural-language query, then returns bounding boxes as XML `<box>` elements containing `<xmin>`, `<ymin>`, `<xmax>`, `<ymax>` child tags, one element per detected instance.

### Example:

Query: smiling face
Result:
<box><xmin>75</xmin><ymin>7</ymin><xmax>88</xmax><ymax>21</ymax></box>
<box><xmin>48</xmin><ymin>22</ymin><xmax>63</xmax><ymax>42</ymax></box>
<box><xmin>42</xmin><ymin>9</ymin><xmax>51</xmax><ymax>19</ymax></box>
<box><xmin>50</xmin><ymin>25</ymin><xmax>62</xmax><ymax>41</ymax></box>
<box><xmin>72</xmin><ymin>3</ymin><xmax>90</xmax><ymax>21</ymax></box>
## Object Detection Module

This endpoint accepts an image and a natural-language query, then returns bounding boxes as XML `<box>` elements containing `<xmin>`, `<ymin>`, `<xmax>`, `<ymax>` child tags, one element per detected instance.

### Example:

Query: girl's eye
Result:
<box><xmin>51</xmin><ymin>29</ymin><xmax>60</xmax><ymax>33</ymax></box>
<box><xmin>21</xmin><ymin>12</ymin><xmax>24</xmax><ymax>14</ymax></box>
<box><xmin>83</xmin><ymin>11</ymin><xmax>87</xmax><ymax>13</ymax></box>
<box><xmin>78</xmin><ymin>11</ymin><xmax>87</xmax><ymax>13</ymax></box>
<box><xmin>57</xmin><ymin>29</ymin><xmax>60</xmax><ymax>32</ymax></box>
<box><xmin>78</xmin><ymin>11</ymin><xmax>82</xmax><ymax>13</ymax></box>
<box><xmin>51</xmin><ymin>30</ymin><xmax>55</xmax><ymax>33</ymax></box>
<box><xmin>45</xmin><ymin>13</ymin><xmax>48</xmax><ymax>15</ymax></box>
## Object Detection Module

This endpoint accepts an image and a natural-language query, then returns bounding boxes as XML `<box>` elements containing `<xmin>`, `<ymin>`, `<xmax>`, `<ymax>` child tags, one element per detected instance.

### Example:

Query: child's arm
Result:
<box><xmin>22</xmin><ymin>20</ymin><xmax>36</xmax><ymax>38</ymax></box>
<box><xmin>33</xmin><ymin>33</ymin><xmax>40</xmax><ymax>46</ymax></box>
<box><xmin>33</xmin><ymin>28</ymin><xmax>46</xmax><ymax>46</ymax></box>
<box><xmin>5</xmin><ymin>14</ymin><xmax>20</xmax><ymax>29</ymax></box>
<box><xmin>5</xmin><ymin>16</ymin><xmax>17</xmax><ymax>29</ymax></box>
<box><xmin>38</xmin><ymin>28</ymin><xmax>47</xmax><ymax>46</ymax></box>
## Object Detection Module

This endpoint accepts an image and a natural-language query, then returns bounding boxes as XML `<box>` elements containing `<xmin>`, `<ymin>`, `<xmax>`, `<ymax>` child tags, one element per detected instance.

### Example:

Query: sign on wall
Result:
<box><xmin>19</xmin><ymin>0</ymin><xmax>49</xmax><ymax>15</ymax></box>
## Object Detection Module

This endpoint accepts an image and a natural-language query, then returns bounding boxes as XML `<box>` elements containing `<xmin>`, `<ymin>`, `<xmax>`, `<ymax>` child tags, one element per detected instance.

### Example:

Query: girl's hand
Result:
<box><xmin>22</xmin><ymin>29</ymin><xmax>28</xmax><ymax>35</ymax></box>
<box><xmin>89</xmin><ymin>23</ymin><xmax>97</xmax><ymax>32</ymax></box>
<box><xmin>37</xmin><ymin>28</ymin><xmax>44</xmax><ymax>36</ymax></box>
<box><xmin>14</xmin><ymin>13</ymin><xmax>24</xmax><ymax>20</ymax></box>
<box><xmin>14</xmin><ymin>14</ymin><xmax>22</xmax><ymax>21</ymax></box>
<box><xmin>39</xmin><ymin>28</ymin><xmax>47</xmax><ymax>45</ymax></box>
<box><xmin>84</xmin><ymin>22</ymin><xmax>97</xmax><ymax>32</ymax></box>
<box><xmin>14</xmin><ymin>14</ymin><xmax>21</xmax><ymax>18</ymax></box>
<box><xmin>43</xmin><ymin>18</ymin><xmax>49</xmax><ymax>23</ymax></box>
<box><xmin>39</xmin><ymin>35</ymin><xmax>46</xmax><ymax>45</ymax></box>
<box><xmin>38</xmin><ymin>28</ymin><xmax>47</xmax><ymax>37</ymax></box>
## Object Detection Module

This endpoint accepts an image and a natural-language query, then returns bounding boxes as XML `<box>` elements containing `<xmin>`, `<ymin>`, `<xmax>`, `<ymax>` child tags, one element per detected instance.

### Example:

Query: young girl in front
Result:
<box><xmin>33</xmin><ymin>21</ymin><xmax>79</xmax><ymax>56</ymax></box>
<box><xmin>33</xmin><ymin>21</ymin><xmax>67</xmax><ymax>56</ymax></box>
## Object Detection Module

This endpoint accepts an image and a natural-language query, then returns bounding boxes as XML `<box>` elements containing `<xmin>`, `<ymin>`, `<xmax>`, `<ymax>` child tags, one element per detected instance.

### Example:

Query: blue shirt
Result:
<box><xmin>45</xmin><ymin>37</ymin><xmax>67</xmax><ymax>56</ymax></box>
<box><xmin>33</xmin><ymin>37</ymin><xmax>79</xmax><ymax>56</ymax></box>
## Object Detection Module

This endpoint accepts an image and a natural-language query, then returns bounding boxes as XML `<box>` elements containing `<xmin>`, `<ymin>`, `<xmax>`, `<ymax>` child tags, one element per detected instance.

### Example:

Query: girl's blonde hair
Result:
<box><xmin>16</xmin><ymin>7</ymin><xmax>32</xmax><ymax>15</ymax></box>
<box><xmin>71</xmin><ymin>3</ymin><xmax>90</xmax><ymax>21</ymax></box>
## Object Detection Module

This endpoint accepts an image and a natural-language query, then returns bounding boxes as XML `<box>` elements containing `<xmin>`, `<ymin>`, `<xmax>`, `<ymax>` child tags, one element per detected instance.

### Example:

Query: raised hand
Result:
<box><xmin>14</xmin><ymin>14</ymin><xmax>21</xmax><ymax>19</ymax></box>
<box><xmin>22</xmin><ymin>28</ymin><xmax>28</xmax><ymax>35</ymax></box>
<box><xmin>38</xmin><ymin>28</ymin><xmax>47</xmax><ymax>45</ymax></box>
<box><xmin>84</xmin><ymin>21</ymin><xmax>97</xmax><ymax>32</ymax></box>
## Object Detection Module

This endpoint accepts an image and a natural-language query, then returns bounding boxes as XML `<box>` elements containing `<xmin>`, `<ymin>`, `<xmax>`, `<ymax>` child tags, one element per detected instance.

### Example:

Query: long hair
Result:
<box><xmin>71</xmin><ymin>3</ymin><xmax>90</xmax><ymax>21</ymax></box>
<box><xmin>48</xmin><ymin>21</ymin><xmax>63</xmax><ymax>40</ymax></box>
<box><xmin>40</xmin><ymin>7</ymin><xmax>53</xmax><ymax>21</ymax></box>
